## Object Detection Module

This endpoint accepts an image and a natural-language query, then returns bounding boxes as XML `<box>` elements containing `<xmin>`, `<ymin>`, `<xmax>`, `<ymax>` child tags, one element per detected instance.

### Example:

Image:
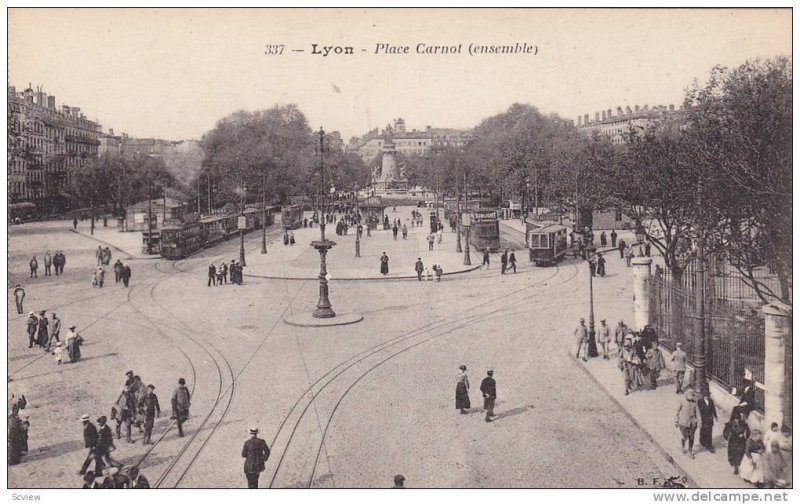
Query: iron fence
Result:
<box><xmin>650</xmin><ymin>262</ymin><xmax>765</xmax><ymax>412</ymax></box>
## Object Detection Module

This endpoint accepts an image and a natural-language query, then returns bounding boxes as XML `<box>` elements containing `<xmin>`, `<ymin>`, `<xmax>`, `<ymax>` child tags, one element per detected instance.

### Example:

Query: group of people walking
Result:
<box><xmin>25</xmin><ymin>310</ymin><xmax>84</xmax><ymax>363</ymax></box>
<box><xmin>414</xmin><ymin>257</ymin><xmax>443</xmax><ymax>282</ymax></box>
<box><xmin>207</xmin><ymin>260</ymin><xmax>244</xmax><ymax>286</ymax></box>
<box><xmin>29</xmin><ymin>251</ymin><xmax>67</xmax><ymax>278</ymax></box>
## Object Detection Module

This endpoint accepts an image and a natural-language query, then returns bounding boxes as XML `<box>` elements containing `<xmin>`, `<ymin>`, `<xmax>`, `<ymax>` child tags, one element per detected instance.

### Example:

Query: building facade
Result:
<box><xmin>348</xmin><ymin>118</ymin><xmax>472</xmax><ymax>163</ymax></box>
<box><xmin>576</xmin><ymin>104</ymin><xmax>685</xmax><ymax>145</ymax></box>
<box><xmin>8</xmin><ymin>85</ymin><xmax>101</xmax><ymax>208</ymax></box>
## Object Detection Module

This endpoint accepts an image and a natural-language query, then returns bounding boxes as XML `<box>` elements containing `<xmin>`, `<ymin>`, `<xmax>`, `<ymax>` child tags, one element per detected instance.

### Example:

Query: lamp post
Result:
<box><xmin>261</xmin><ymin>173</ymin><xmax>268</xmax><ymax>254</ymax></box>
<box><xmin>586</xmin><ymin>244</ymin><xmax>598</xmax><ymax>358</ymax></box>
<box><xmin>462</xmin><ymin>212</ymin><xmax>472</xmax><ymax>266</ymax></box>
<box><xmin>312</xmin><ymin>127</ymin><xmax>336</xmax><ymax>319</ymax></box>
<box><xmin>239</xmin><ymin>182</ymin><xmax>247</xmax><ymax>267</ymax></box>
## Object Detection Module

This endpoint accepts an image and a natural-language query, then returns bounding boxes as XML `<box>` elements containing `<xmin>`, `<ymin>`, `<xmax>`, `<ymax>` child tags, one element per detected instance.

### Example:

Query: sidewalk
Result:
<box><xmin>244</xmin><ymin>207</ymin><xmax>479</xmax><ymax>280</ymax></box>
<box><xmin>70</xmin><ymin>223</ymin><xmax>154</xmax><ymax>260</ymax></box>
<box><xmin>565</xmin><ymin>251</ymin><xmax>756</xmax><ymax>489</ymax></box>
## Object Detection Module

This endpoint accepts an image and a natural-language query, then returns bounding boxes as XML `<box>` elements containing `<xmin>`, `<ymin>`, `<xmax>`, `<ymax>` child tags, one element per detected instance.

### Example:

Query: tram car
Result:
<box><xmin>527</xmin><ymin>223</ymin><xmax>568</xmax><ymax>266</ymax></box>
<box><xmin>470</xmin><ymin>209</ymin><xmax>500</xmax><ymax>252</ymax></box>
<box><xmin>160</xmin><ymin>218</ymin><xmax>208</xmax><ymax>260</ymax></box>
<box><xmin>282</xmin><ymin>204</ymin><xmax>304</xmax><ymax>230</ymax></box>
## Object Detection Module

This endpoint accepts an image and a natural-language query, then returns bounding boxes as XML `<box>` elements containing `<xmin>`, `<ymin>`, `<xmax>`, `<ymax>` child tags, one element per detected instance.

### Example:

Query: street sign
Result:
<box><xmin>461</xmin><ymin>213</ymin><xmax>472</xmax><ymax>227</ymax></box>
<box><xmin>237</xmin><ymin>216</ymin><xmax>246</xmax><ymax>230</ymax></box>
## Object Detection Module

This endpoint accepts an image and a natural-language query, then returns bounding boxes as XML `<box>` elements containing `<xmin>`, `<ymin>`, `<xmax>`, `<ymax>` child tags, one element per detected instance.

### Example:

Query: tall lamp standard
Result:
<box><xmin>239</xmin><ymin>182</ymin><xmax>247</xmax><ymax>267</ymax></box>
<box><xmin>311</xmin><ymin>127</ymin><xmax>336</xmax><ymax>319</ymax></box>
<box><xmin>261</xmin><ymin>172</ymin><xmax>268</xmax><ymax>254</ymax></box>
<box><xmin>586</xmin><ymin>243</ymin><xmax>598</xmax><ymax>358</ymax></box>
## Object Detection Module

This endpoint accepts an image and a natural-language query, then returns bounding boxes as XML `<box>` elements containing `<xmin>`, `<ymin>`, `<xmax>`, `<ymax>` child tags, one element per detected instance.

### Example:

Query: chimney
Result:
<box><xmin>643</xmin><ymin>104</ymin><xmax>649</xmax><ymax>111</ymax></box>
<box><xmin>669</xmin><ymin>104</ymin><xmax>675</xmax><ymax>112</ymax></box>
<box><xmin>584</xmin><ymin>114</ymin><xmax>589</xmax><ymax>125</ymax></box>
<box><xmin>577</xmin><ymin>116</ymin><xmax>582</xmax><ymax>126</ymax></box>
<box><xmin>595</xmin><ymin>112</ymin><xmax>600</xmax><ymax>122</ymax></box>
<box><xmin>607</xmin><ymin>108</ymin><xmax>612</xmax><ymax>119</ymax></box>
<box><xmin>625</xmin><ymin>106</ymin><xmax>632</xmax><ymax>115</ymax></box>
<box><xmin>635</xmin><ymin>105</ymin><xmax>640</xmax><ymax>112</ymax></box>
<box><xmin>616</xmin><ymin>106</ymin><xmax>623</xmax><ymax>117</ymax></box>
<box><xmin>109</xmin><ymin>128</ymin><xmax>114</xmax><ymax>136</ymax></box>
<box><xmin>47</xmin><ymin>96</ymin><xmax>56</xmax><ymax>109</ymax></box>
<box><xmin>601</xmin><ymin>110</ymin><xmax>607</xmax><ymax>121</ymax></box>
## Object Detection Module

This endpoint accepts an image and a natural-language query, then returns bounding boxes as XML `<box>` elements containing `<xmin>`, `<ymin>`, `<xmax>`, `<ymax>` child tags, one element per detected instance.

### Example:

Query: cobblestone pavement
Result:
<box><xmin>8</xmin><ymin>209</ymin><xmax>683</xmax><ymax>488</ymax></box>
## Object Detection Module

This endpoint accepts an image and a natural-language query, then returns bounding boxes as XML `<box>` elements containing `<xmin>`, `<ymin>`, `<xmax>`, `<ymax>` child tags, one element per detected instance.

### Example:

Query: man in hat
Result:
<box><xmin>172</xmin><ymin>378</ymin><xmax>191</xmax><ymax>437</ymax></box>
<box><xmin>13</xmin><ymin>285</ymin><xmax>25</xmax><ymax>314</ymax></box>
<box><xmin>696</xmin><ymin>391</ymin><xmax>718</xmax><ymax>453</ymax></box>
<box><xmin>79</xmin><ymin>414</ymin><xmax>103</xmax><ymax>476</ymax></box>
<box><xmin>96</xmin><ymin>416</ymin><xmax>121</xmax><ymax>468</ymax></box>
<box><xmin>671</xmin><ymin>343</ymin><xmax>688</xmax><ymax>394</ymax></box>
<box><xmin>675</xmin><ymin>387</ymin><xmax>701</xmax><ymax>458</ymax></box>
<box><xmin>241</xmin><ymin>426</ymin><xmax>270</xmax><ymax>488</ymax></box>
<box><xmin>142</xmin><ymin>385</ymin><xmax>160</xmax><ymax>444</ymax></box>
<box><xmin>114</xmin><ymin>383</ymin><xmax>136</xmax><ymax>443</ymax></box>
<box><xmin>575</xmin><ymin>318</ymin><xmax>589</xmax><ymax>361</ymax></box>
<box><xmin>26</xmin><ymin>312</ymin><xmax>38</xmax><ymax>348</ymax></box>
<box><xmin>48</xmin><ymin>312</ymin><xmax>61</xmax><ymax>350</ymax></box>
<box><xmin>480</xmin><ymin>370</ymin><xmax>497</xmax><ymax>423</ymax></box>
<box><xmin>598</xmin><ymin>319</ymin><xmax>611</xmax><ymax>359</ymax></box>
<box><xmin>392</xmin><ymin>475</ymin><xmax>406</xmax><ymax>488</ymax></box>
<box><xmin>415</xmin><ymin>258</ymin><xmax>424</xmax><ymax>281</ymax></box>
<box><xmin>615</xmin><ymin>320</ymin><xmax>629</xmax><ymax>352</ymax></box>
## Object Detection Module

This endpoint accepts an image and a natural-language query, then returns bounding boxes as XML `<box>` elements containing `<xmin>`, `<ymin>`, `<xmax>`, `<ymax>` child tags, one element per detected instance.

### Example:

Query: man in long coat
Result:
<box><xmin>242</xmin><ymin>427</ymin><xmax>270</xmax><ymax>488</ymax></box>
<box><xmin>36</xmin><ymin>311</ymin><xmax>49</xmax><ymax>348</ymax></box>
<box><xmin>480</xmin><ymin>370</ymin><xmax>497</xmax><ymax>423</ymax></box>
<box><xmin>26</xmin><ymin>312</ymin><xmax>38</xmax><ymax>348</ymax></box>
<box><xmin>79</xmin><ymin>414</ymin><xmax>103</xmax><ymax>475</ymax></box>
<box><xmin>697</xmin><ymin>392</ymin><xmax>718</xmax><ymax>453</ymax></box>
<box><xmin>675</xmin><ymin>388</ymin><xmax>701</xmax><ymax>459</ymax></box>
<box><xmin>141</xmin><ymin>385</ymin><xmax>160</xmax><ymax>444</ymax></box>
<box><xmin>172</xmin><ymin>378</ymin><xmax>191</xmax><ymax>437</ymax></box>
<box><xmin>415</xmin><ymin>258</ymin><xmax>424</xmax><ymax>281</ymax></box>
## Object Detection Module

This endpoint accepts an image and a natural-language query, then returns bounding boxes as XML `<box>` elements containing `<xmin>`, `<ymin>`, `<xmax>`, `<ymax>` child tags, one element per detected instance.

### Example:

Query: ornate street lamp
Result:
<box><xmin>586</xmin><ymin>244</ymin><xmax>598</xmax><ymax>358</ymax></box>
<box><xmin>311</xmin><ymin>127</ymin><xmax>336</xmax><ymax>318</ymax></box>
<box><xmin>462</xmin><ymin>212</ymin><xmax>472</xmax><ymax>266</ymax></box>
<box><xmin>239</xmin><ymin>183</ymin><xmax>247</xmax><ymax>266</ymax></box>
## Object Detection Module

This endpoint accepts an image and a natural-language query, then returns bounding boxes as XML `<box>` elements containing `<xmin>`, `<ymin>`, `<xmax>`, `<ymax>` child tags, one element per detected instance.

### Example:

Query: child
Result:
<box><xmin>52</xmin><ymin>341</ymin><xmax>63</xmax><ymax>365</ymax></box>
<box><xmin>424</xmin><ymin>267</ymin><xmax>432</xmax><ymax>281</ymax></box>
<box><xmin>435</xmin><ymin>265</ymin><xmax>443</xmax><ymax>282</ymax></box>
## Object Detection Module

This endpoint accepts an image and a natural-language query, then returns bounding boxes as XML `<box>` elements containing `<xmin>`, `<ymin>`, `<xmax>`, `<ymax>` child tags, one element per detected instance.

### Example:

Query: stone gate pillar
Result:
<box><xmin>763</xmin><ymin>302</ymin><xmax>791</xmax><ymax>428</ymax></box>
<box><xmin>632</xmin><ymin>257</ymin><xmax>652</xmax><ymax>331</ymax></box>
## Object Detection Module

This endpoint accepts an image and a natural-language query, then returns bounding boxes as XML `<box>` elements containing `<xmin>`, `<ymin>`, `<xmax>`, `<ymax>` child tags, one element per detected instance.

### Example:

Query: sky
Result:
<box><xmin>7</xmin><ymin>8</ymin><xmax>792</xmax><ymax>141</ymax></box>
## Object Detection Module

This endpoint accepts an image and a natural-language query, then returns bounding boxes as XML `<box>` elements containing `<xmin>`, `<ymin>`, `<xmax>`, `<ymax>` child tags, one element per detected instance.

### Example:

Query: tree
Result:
<box><xmin>683</xmin><ymin>57</ymin><xmax>792</xmax><ymax>305</ymax></box>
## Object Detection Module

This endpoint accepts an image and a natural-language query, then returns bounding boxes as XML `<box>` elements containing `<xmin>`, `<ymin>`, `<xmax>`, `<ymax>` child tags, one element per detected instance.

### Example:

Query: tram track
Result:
<box><xmin>267</xmin><ymin>260</ymin><xmax>582</xmax><ymax>488</ymax></box>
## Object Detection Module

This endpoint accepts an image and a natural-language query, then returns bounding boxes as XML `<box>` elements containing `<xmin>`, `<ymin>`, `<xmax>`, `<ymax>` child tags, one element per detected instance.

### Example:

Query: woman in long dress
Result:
<box><xmin>380</xmin><ymin>252</ymin><xmax>389</xmax><ymax>275</ymax></box>
<box><xmin>455</xmin><ymin>365</ymin><xmax>471</xmax><ymax>414</ymax></box>
<box><xmin>726</xmin><ymin>412</ymin><xmax>750</xmax><ymax>474</ymax></box>
<box><xmin>739</xmin><ymin>429</ymin><xmax>766</xmax><ymax>487</ymax></box>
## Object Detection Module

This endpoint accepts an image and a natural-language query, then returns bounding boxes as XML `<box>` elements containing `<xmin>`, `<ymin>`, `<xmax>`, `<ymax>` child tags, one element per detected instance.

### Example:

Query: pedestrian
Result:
<box><xmin>141</xmin><ymin>384</ymin><xmax>160</xmax><ymax>444</ymax></box>
<box><xmin>8</xmin><ymin>408</ymin><xmax>23</xmax><ymax>466</ymax></box>
<box><xmin>96</xmin><ymin>266</ymin><xmax>105</xmax><ymax>288</ymax></box>
<box><xmin>598</xmin><ymin>319</ymin><xmax>611</xmax><ymax>359</ymax></box>
<box><xmin>392</xmin><ymin>223</ymin><xmax>398</xmax><ymax>240</ymax></box>
<box><xmin>610</xmin><ymin>230</ymin><xmax>617</xmax><ymax>248</ymax></box>
<box><xmin>18</xmin><ymin>412</ymin><xmax>30</xmax><ymax>456</ymax></box>
<box><xmin>283</xmin><ymin>231</ymin><xmax>289</xmax><ymax>246</ymax></box>
<box><xmin>392</xmin><ymin>475</ymin><xmax>406</xmax><ymax>489</ymax></box>
<box><xmin>614</xmin><ymin>320</ymin><xmax>629</xmax><ymax>352</ymax></box>
<box><xmin>13</xmin><ymin>284</ymin><xmax>25</xmax><ymax>314</ymax></box>
<box><xmin>731</xmin><ymin>373</ymin><xmax>757</xmax><ymax>422</ymax></box>
<box><xmin>596</xmin><ymin>253</ymin><xmax>606</xmax><ymax>277</ymax></box>
<box><xmin>402</xmin><ymin>224</ymin><xmax>408</xmax><ymax>239</ymax></box>
<box><xmin>44</xmin><ymin>251</ymin><xmax>52</xmax><ymax>276</ymax></box>
<box><xmin>427</xmin><ymin>234</ymin><xmax>435</xmax><ymax>251</ymax></box>
<box><xmin>53</xmin><ymin>251</ymin><xmax>63</xmax><ymax>275</ymax></box>
<box><xmin>500</xmin><ymin>249</ymin><xmax>508</xmax><ymax>274</ymax></box>
<box><xmin>671</xmin><ymin>343</ymin><xmax>687</xmax><ymax>394</ymax></box>
<box><xmin>480</xmin><ymin>370</ymin><xmax>497</xmax><ymax>422</ymax></box>
<box><xmin>645</xmin><ymin>341</ymin><xmax>665</xmax><ymax>389</ymax></box>
<box><xmin>675</xmin><ymin>387</ymin><xmax>701</xmax><ymax>458</ymax></box>
<box><xmin>764</xmin><ymin>440</ymin><xmax>788</xmax><ymax>488</ymax></box>
<box><xmin>171</xmin><ymin>377</ymin><xmax>191</xmax><ymax>437</ymax></box>
<box><xmin>67</xmin><ymin>326</ymin><xmax>83</xmax><ymax>362</ymax></box>
<box><xmin>619</xmin><ymin>337</ymin><xmax>636</xmax><ymax>394</ymax></box>
<box><xmin>697</xmin><ymin>392</ymin><xmax>718</xmax><ymax>453</ymax></box>
<box><xmin>36</xmin><ymin>310</ymin><xmax>49</xmax><ymax>349</ymax></box>
<box><xmin>434</xmin><ymin>264</ymin><xmax>443</xmax><ymax>282</ymax></box>
<box><xmin>26</xmin><ymin>312</ymin><xmax>38</xmax><ymax>348</ymax></box>
<box><xmin>739</xmin><ymin>429</ymin><xmax>767</xmax><ymax>487</ymax></box>
<box><xmin>103</xmin><ymin>247</ymin><xmax>112</xmax><ymax>265</ymax></box>
<box><xmin>726</xmin><ymin>411</ymin><xmax>751</xmax><ymax>475</ymax></box>
<box><xmin>415</xmin><ymin>258</ymin><xmax>424</xmax><ymax>281</ymax></box>
<box><xmin>221</xmin><ymin>262</ymin><xmax>228</xmax><ymax>284</ymax></box>
<box><xmin>113</xmin><ymin>384</ymin><xmax>136</xmax><ymax>443</ymax></box>
<box><xmin>600</xmin><ymin>231</ymin><xmax>607</xmax><ymax>247</ymax></box>
<box><xmin>29</xmin><ymin>255</ymin><xmax>38</xmax><ymax>278</ymax></box>
<box><xmin>641</xmin><ymin>324</ymin><xmax>659</xmax><ymax>349</ymax></box>
<box><xmin>208</xmin><ymin>264</ymin><xmax>216</xmax><ymax>287</ymax></box>
<box><xmin>437</xmin><ymin>226</ymin><xmax>443</xmax><ymax>244</ymax></box>
<box><xmin>455</xmin><ymin>365</ymin><xmax>471</xmax><ymax>414</ymax></box>
<box><xmin>73</xmin><ymin>217</ymin><xmax>78</xmax><ymax>230</ymax></box>
<box><xmin>122</xmin><ymin>264</ymin><xmax>131</xmax><ymax>287</ymax></box>
<box><xmin>618</xmin><ymin>239</ymin><xmax>626</xmax><ymax>259</ymax></box>
<box><xmin>482</xmin><ymin>249</ymin><xmax>490</xmax><ymax>269</ymax></box>
<box><xmin>96</xmin><ymin>416</ymin><xmax>121</xmax><ymax>469</ymax></box>
<box><xmin>574</xmin><ymin>317</ymin><xmax>589</xmax><ymax>361</ymax></box>
<box><xmin>289</xmin><ymin>232</ymin><xmax>295</xmax><ymax>245</ymax></box>
<box><xmin>79</xmin><ymin>414</ymin><xmax>103</xmax><ymax>476</ymax></box>
<box><xmin>625</xmin><ymin>246</ymin><xmax>635</xmax><ymax>267</ymax></box>
<box><xmin>380</xmin><ymin>252</ymin><xmax>389</xmax><ymax>276</ymax></box>
<box><xmin>508</xmin><ymin>251</ymin><xmax>517</xmax><ymax>273</ymax></box>
<box><xmin>242</xmin><ymin>426</ymin><xmax>270</xmax><ymax>488</ymax></box>
<box><xmin>51</xmin><ymin>341</ymin><xmax>64</xmax><ymax>365</ymax></box>
<box><xmin>96</xmin><ymin>246</ymin><xmax>103</xmax><ymax>266</ymax></box>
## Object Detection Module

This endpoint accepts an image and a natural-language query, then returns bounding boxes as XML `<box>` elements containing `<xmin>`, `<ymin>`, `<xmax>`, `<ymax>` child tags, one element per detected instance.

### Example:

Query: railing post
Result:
<box><xmin>632</xmin><ymin>257</ymin><xmax>653</xmax><ymax>331</ymax></box>
<box><xmin>763</xmin><ymin>302</ymin><xmax>791</xmax><ymax>428</ymax></box>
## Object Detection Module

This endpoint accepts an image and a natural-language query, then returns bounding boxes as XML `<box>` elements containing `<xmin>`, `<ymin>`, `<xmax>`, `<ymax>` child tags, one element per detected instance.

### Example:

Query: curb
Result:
<box><xmin>244</xmin><ymin>263</ymin><xmax>482</xmax><ymax>282</ymax></box>
<box><xmin>69</xmin><ymin>228</ymin><xmax>159</xmax><ymax>261</ymax></box>
<box><xmin>565</xmin><ymin>345</ymin><xmax>699</xmax><ymax>489</ymax></box>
